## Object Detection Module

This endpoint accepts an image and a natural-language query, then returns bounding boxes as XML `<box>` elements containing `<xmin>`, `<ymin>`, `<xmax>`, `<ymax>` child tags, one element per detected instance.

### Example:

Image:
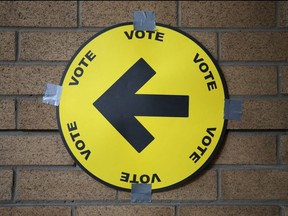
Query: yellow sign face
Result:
<box><xmin>57</xmin><ymin>23</ymin><xmax>228</xmax><ymax>191</ymax></box>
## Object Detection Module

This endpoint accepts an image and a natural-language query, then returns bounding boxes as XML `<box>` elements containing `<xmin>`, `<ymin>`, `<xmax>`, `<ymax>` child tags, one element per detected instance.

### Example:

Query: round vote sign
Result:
<box><xmin>57</xmin><ymin>23</ymin><xmax>228</xmax><ymax>192</ymax></box>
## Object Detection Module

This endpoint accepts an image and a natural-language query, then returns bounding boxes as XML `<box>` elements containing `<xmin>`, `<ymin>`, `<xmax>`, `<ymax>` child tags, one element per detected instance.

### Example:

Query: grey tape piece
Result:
<box><xmin>224</xmin><ymin>99</ymin><xmax>242</xmax><ymax>120</ymax></box>
<box><xmin>133</xmin><ymin>11</ymin><xmax>156</xmax><ymax>31</ymax></box>
<box><xmin>42</xmin><ymin>83</ymin><xmax>62</xmax><ymax>106</ymax></box>
<box><xmin>131</xmin><ymin>184</ymin><xmax>152</xmax><ymax>203</ymax></box>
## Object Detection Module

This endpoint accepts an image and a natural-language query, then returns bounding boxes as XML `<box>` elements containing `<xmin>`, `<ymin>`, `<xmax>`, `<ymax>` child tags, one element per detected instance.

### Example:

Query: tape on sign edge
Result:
<box><xmin>133</xmin><ymin>11</ymin><xmax>156</xmax><ymax>31</ymax></box>
<box><xmin>131</xmin><ymin>183</ymin><xmax>152</xmax><ymax>203</ymax></box>
<box><xmin>42</xmin><ymin>83</ymin><xmax>62</xmax><ymax>106</ymax></box>
<box><xmin>224</xmin><ymin>99</ymin><xmax>243</xmax><ymax>120</ymax></box>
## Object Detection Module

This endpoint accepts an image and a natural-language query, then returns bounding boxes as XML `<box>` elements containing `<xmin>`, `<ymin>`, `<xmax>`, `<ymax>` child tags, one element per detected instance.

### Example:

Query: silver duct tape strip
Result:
<box><xmin>224</xmin><ymin>99</ymin><xmax>242</xmax><ymax>120</ymax></box>
<box><xmin>133</xmin><ymin>11</ymin><xmax>156</xmax><ymax>31</ymax></box>
<box><xmin>131</xmin><ymin>184</ymin><xmax>152</xmax><ymax>203</ymax></box>
<box><xmin>42</xmin><ymin>83</ymin><xmax>62</xmax><ymax>106</ymax></box>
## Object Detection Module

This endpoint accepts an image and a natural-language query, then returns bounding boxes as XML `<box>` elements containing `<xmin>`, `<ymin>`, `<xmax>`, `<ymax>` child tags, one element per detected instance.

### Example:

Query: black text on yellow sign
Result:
<box><xmin>57</xmin><ymin>23</ymin><xmax>228</xmax><ymax>192</ymax></box>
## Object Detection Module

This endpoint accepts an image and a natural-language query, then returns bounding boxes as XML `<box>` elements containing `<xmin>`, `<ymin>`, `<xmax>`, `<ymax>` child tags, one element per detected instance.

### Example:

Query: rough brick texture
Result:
<box><xmin>280</xmin><ymin>66</ymin><xmax>288</xmax><ymax>94</ymax></box>
<box><xmin>221</xmin><ymin>170</ymin><xmax>288</xmax><ymax>200</ymax></box>
<box><xmin>280</xmin><ymin>135</ymin><xmax>288</xmax><ymax>164</ymax></box>
<box><xmin>0</xmin><ymin>1</ymin><xmax>77</xmax><ymax>27</ymax></box>
<box><xmin>20</xmin><ymin>32</ymin><xmax>95</xmax><ymax>61</ymax></box>
<box><xmin>81</xmin><ymin>1</ymin><xmax>177</xmax><ymax>27</ymax></box>
<box><xmin>179</xmin><ymin>206</ymin><xmax>280</xmax><ymax>216</ymax></box>
<box><xmin>0</xmin><ymin>206</ymin><xmax>71</xmax><ymax>216</ymax></box>
<box><xmin>154</xmin><ymin>171</ymin><xmax>216</xmax><ymax>201</ymax></box>
<box><xmin>18</xmin><ymin>99</ymin><xmax>57</xmax><ymax>130</ymax></box>
<box><xmin>0</xmin><ymin>65</ymin><xmax>64</xmax><ymax>95</ymax></box>
<box><xmin>76</xmin><ymin>206</ymin><xmax>175</xmax><ymax>216</ymax></box>
<box><xmin>214</xmin><ymin>134</ymin><xmax>276</xmax><ymax>165</ymax></box>
<box><xmin>17</xmin><ymin>170</ymin><xmax>116</xmax><ymax>201</ymax></box>
<box><xmin>279</xmin><ymin>1</ymin><xmax>288</xmax><ymax>27</ymax></box>
<box><xmin>0</xmin><ymin>32</ymin><xmax>15</xmax><ymax>61</ymax></box>
<box><xmin>222</xmin><ymin>66</ymin><xmax>277</xmax><ymax>96</ymax></box>
<box><xmin>181</xmin><ymin>1</ymin><xmax>276</xmax><ymax>28</ymax></box>
<box><xmin>221</xmin><ymin>32</ymin><xmax>288</xmax><ymax>61</ymax></box>
<box><xmin>0</xmin><ymin>134</ymin><xmax>73</xmax><ymax>165</ymax></box>
<box><xmin>0</xmin><ymin>99</ymin><xmax>15</xmax><ymax>129</ymax></box>
<box><xmin>0</xmin><ymin>170</ymin><xmax>13</xmax><ymax>201</ymax></box>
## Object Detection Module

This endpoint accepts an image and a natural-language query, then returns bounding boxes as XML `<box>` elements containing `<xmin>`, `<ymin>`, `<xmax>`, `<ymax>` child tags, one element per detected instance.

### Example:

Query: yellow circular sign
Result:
<box><xmin>57</xmin><ymin>23</ymin><xmax>228</xmax><ymax>192</ymax></box>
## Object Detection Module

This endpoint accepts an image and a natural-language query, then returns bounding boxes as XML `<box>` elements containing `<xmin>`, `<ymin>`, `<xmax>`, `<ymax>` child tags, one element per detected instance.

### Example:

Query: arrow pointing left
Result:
<box><xmin>94</xmin><ymin>58</ymin><xmax>189</xmax><ymax>153</ymax></box>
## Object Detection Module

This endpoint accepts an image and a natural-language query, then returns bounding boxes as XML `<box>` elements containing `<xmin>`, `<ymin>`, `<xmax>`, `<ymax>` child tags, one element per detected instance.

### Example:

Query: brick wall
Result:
<box><xmin>0</xmin><ymin>1</ymin><xmax>287</xmax><ymax>216</ymax></box>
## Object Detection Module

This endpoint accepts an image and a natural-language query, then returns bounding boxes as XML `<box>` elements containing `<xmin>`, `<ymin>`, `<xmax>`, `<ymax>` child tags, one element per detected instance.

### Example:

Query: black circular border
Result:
<box><xmin>56</xmin><ymin>22</ymin><xmax>229</xmax><ymax>192</ymax></box>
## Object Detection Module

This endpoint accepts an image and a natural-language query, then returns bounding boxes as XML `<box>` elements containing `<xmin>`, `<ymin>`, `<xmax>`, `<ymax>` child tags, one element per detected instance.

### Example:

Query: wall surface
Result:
<box><xmin>0</xmin><ymin>1</ymin><xmax>288</xmax><ymax>216</ymax></box>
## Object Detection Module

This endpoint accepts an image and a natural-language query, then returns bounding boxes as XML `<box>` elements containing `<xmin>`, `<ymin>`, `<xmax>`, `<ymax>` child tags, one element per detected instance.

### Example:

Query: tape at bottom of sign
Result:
<box><xmin>224</xmin><ymin>99</ymin><xmax>242</xmax><ymax>120</ymax></box>
<box><xmin>133</xmin><ymin>11</ymin><xmax>156</xmax><ymax>31</ymax></box>
<box><xmin>131</xmin><ymin>184</ymin><xmax>152</xmax><ymax>203</ymax></box>
<box><xmin>42</xmin><ymin>83</ymin><xmax>62</xmax><ymax>106</ymax></box>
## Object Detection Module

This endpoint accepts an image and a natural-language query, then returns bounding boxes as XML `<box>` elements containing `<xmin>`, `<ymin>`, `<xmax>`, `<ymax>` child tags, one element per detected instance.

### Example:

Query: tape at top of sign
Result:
<box><xmin>133</xmin><ymin>11</ymin><xmax>156</xmax><ymax>31</ymax></box>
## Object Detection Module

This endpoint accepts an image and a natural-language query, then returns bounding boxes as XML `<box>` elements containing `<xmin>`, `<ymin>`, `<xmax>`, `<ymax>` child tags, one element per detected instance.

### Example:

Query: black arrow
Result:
<box><xmin>94</xmin><ymin>58</ymin><xmax>189</xmax><ymax>153</ymax></box>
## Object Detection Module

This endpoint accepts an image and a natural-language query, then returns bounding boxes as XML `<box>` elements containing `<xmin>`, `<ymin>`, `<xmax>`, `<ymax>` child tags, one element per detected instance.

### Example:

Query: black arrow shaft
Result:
<box><xmin>131</xmin><ymin>94</ymin><xmax>189</xmax><ymax>117</ymax></box>
<box><xmin>111</xmin><ymin>116</ymin><xmax>154</xmax><ymax>153</ymax></box>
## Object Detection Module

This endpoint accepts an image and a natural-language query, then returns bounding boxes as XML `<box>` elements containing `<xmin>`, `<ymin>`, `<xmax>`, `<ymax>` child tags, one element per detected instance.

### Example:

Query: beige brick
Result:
<box><xmin>118</xmin><ymin>170</ymin><xmax>216</xmax><ymax>201</ymax></box>
<box><xmin>0</xmin><ymin>99</ymin><xmax>15</xmax><ymax>129</ymax></box>
<box><xmin>81</xmin><ymin>1</ymin><xmax>177</xmax><ymax>27</ymax></box>
<box><xmin>0</xmin><ymin>32</ymin><xmax>15</xmax><ymax>60</ymax></box>
<box><xmin>279</xmin><ymin>1</ymin><xmax>288</xmax><ymax>28</ymax></box>
<box><xmin>0</xmin><ymin>65</ymin><xmax>64</xmax><ymax>95</ymax></box>
<box><xmin>0</xmin><ymin>1</ymin><xmax>76</xmax><ymax>27</ymax></box>
<box><xmin>181</xmin><ymin>1</ymin><xmax>276</xmax><ymax>28</ymax></box>
<box><xmin>17</xmin><ymin>170</ymin><xmax>116</xmax><ymax>201</ymax></box>
<box><xmin>76</xmin><ymin>206</ymin><xmax>174</xmax><ymax>216</ymax></box>
<box><xmin>0</xmin><ymin>206</ymin><xmax>71</xmax><ymax>216</ymax></box>
<box><xmin>221</xmin><ymin>32</ymin><xmax>288</xmax><ymax>61</ymax></box>
<box><xmin>222</xmin><ymin>66</ymin><xmax>277</xmax><ymax>96</ymax></box>
<box><xmin>189</xmin><ymin>32</ymin><xmax>217</xmax><ymax>59</ymax></box>
<box><xmin>179</xmin><ymin>206</ymin><xmax>279</xmax><ymax>216</ymax></box>
<box><xmin>285</xmin><ymin>208</ymin><xmax>288</xmax><ymax>216</ymax></box>
<box><xmin>280</xmin><ymin>135</ymin><xmax>288</xmax><ymax>164</ymax></box>
<box><xmin>214</xmin><ymin>134</ymin><xmax>276</xmax><ymax>165</ymax></box>
<box><xmin>20</xmin><ymin>32</ymin><xmax>95</xmax><ymax>61</ymax></box>
<box><xmin>0</xmin><ymin>134</ymin><xmax>73</xmax><ymax>165</ymax></box>
<box><xmin>280</xmin><ymin>66</ymin><xmax>288</xmax><ymax>94</ymax></box>
<box><xmin>18</xmin><ymin>99</ymin><xmax>57</xmax><ymax>130</ymax></box>
<box><xmin>221</xmin><ymin>170</ymin><xmax>288</xmax><ymax>200</ymax></box>
<box><xmin>0</xmin><ymin>170</ymin><xmax>13</xmax><ymax>201</ymax></box>
<box><xmin>228</xmin><ymin>100</ymin><xmax>288</xmax><ymax>130</ymax></box>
